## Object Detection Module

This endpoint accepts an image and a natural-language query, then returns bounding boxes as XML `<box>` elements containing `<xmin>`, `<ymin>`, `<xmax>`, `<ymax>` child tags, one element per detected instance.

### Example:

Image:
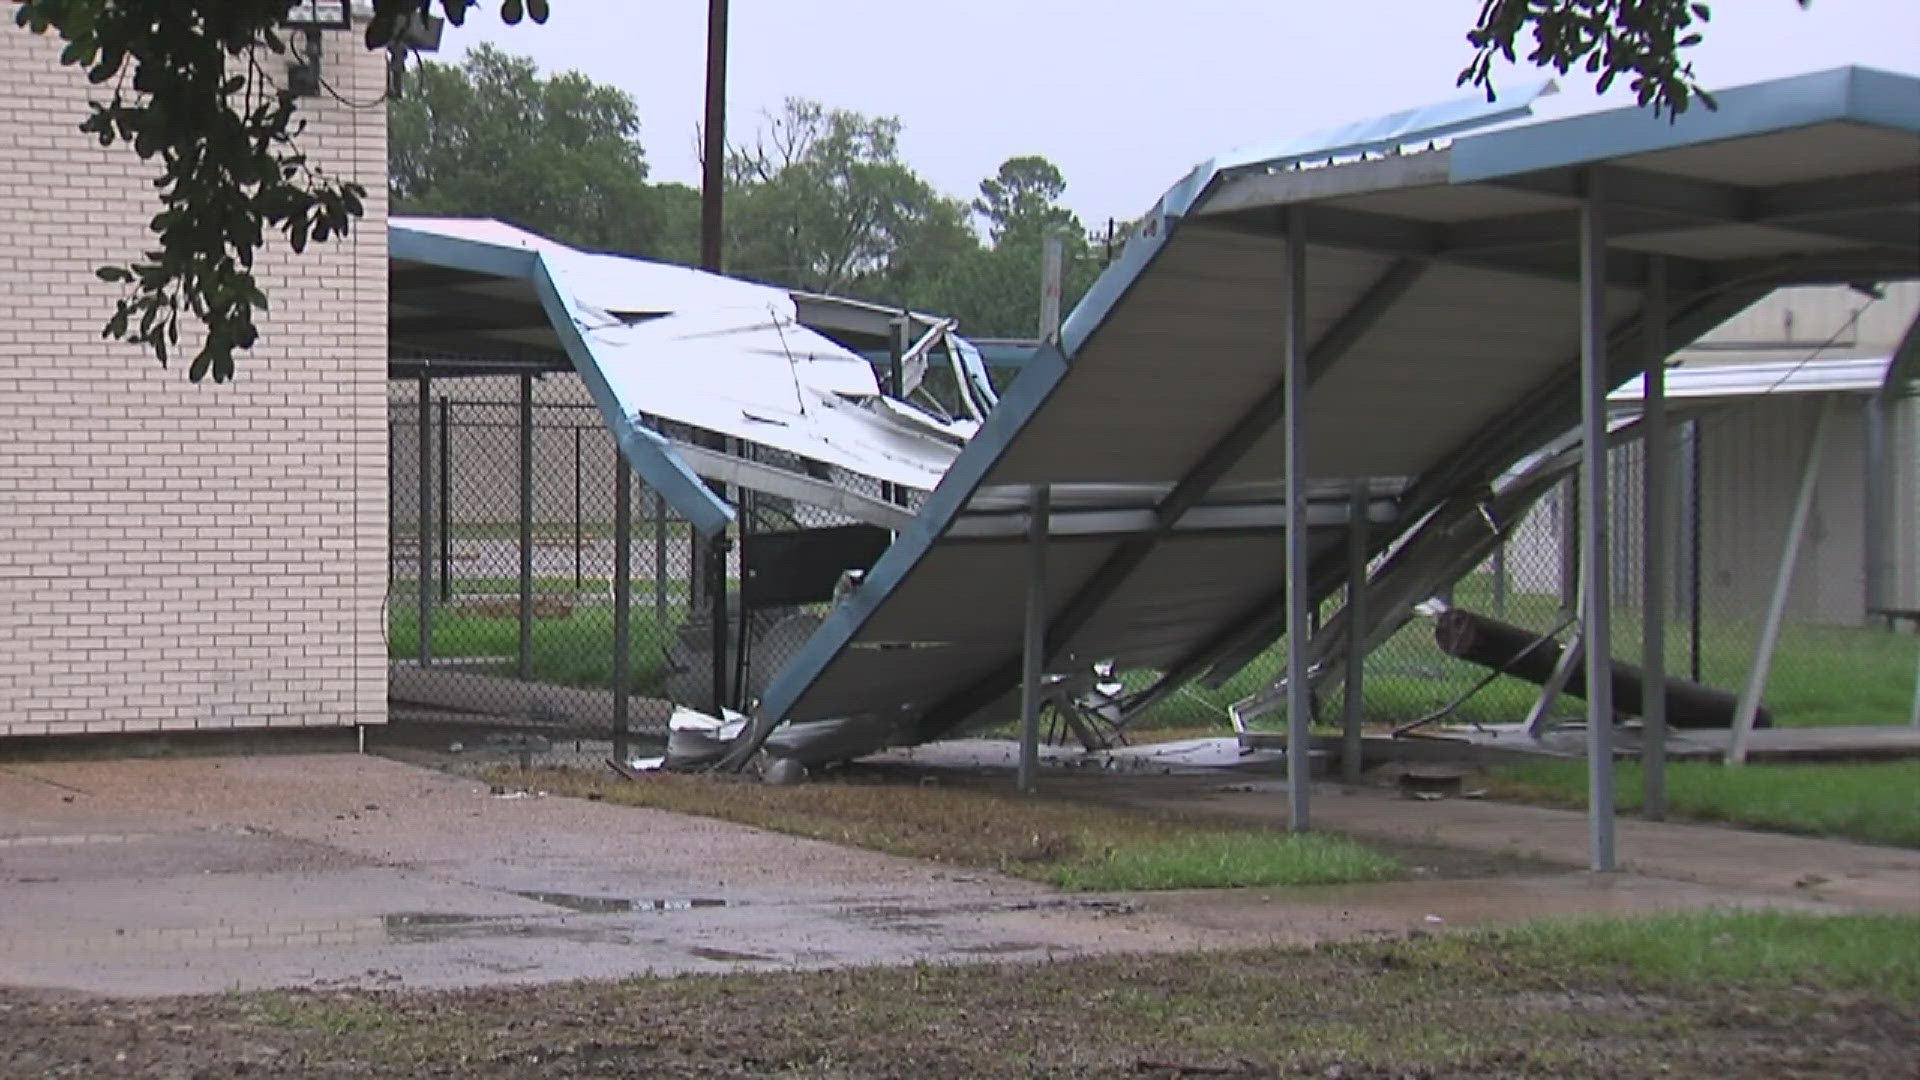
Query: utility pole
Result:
<box><xmin>700</xmin><ymin>0</ymin><xmax>728</xmax><ymax>274</ymax></box>
<box><xmin>698</xmin><ymin>0</ymin><xmax>732</xmax><ymax>713</ymax></box>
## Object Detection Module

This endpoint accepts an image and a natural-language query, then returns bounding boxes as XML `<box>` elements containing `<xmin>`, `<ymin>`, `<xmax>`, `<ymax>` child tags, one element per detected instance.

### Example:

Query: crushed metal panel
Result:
<box><xmin>390</xmin><ymin>218</ymin><xmax>976</xmax><ymax>536</ymax></box>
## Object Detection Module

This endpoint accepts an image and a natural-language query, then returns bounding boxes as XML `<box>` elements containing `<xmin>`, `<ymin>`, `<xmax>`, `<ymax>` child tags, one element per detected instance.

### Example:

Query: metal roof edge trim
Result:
<box><xmin>1449</xmin><ymin>66</ymin><xmax>1920</xmax><ymax>184</ymax></box>
<box><xmin>388</xmin><ymin>221</ymin><xmax>734</xmax><ymax>536</ymax></box>
<box><xmin>389</xmin><ymin>222</ymin><xmax>542</xmax><ymax>279</ymax></box>
<box><xmin>747</xmin><ymin>343</ymin><xmax>1073</xmax><ymax>735</ymax></box>
<box><xmin>1611</xmin><ymin>356</ymin><xmax>1892</xmax><ymax>402</ymax></box>
<box><xmin>1064</xmin><ymin>82</ymin><xmax>1558</xmax><ymax>358</ymax></box>
<box><xmin>1207</xmin><ymin>79</ymin><xmax>1556</xmax><ymax>177</ymax></box>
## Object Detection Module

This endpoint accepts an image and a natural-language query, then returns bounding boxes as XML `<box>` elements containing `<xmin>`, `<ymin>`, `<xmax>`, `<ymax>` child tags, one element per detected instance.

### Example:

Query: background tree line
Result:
<box><xmin>389</xmin><ymin>45</ymin><xmax>1107</xmax><ymax>339</ymax></box>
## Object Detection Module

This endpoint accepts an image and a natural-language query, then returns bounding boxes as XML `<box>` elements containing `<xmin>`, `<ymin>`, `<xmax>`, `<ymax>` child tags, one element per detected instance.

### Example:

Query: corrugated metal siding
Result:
<box><xmin>1700</xmin><ymin>395</ymin><xmax>1867</xmax><ymax>626</ymax></box>
<box><xmin>1677</xmin><ymin>282</ymin><xmax>1920</xmax><ymax>366</ymax></box>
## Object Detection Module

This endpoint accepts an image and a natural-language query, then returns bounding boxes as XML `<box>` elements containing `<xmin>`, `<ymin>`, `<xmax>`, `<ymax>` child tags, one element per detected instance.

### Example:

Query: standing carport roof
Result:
<box><xmin>735</xmin><ymin>65</ymin><xmax>1920</xmax><ymax>758</ymax></box>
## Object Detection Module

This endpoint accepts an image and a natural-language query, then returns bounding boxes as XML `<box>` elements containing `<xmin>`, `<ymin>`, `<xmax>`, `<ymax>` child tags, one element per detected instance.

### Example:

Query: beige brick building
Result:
<box><xmin>1</xmin><ymin>24</ymin><xmax>389</xmax><ymax>738</ymax></box>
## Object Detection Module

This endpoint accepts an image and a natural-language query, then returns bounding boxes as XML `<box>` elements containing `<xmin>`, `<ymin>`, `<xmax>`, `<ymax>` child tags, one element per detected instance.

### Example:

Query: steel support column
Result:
<box><xmin>1342</xmin><ymin>480</ymin><xmax>1368</xmax><ymax>784</ymax></box>
<box><xmin>416</xmin><ymin>375</ymin><xmax>434</xmax><ymax>666</ymax></box>
<box><xmin>1686</xmin><ymin>419</ymin><xmax>1704</xmax><ymax>682</ymax></box>
<box><xmin>518</xmin><ymin>374</ymin><xmax>535</xmax><ymax>680</ymax></box>
<box><xmin>1018</xmin><ymin>485</ymin><xmax>1050</xmax><ymax>794</ymax></box>
<box><xmin>1641</xmin><ymin>256</ymin><xmax>1670</xmax><ymax>820</ymax></box>
<box><xmin>613</xmin><ymin>457</ymin><xmax>633</xmax><ymax>762</ymax></box>
<box><xmin>1578</xmin><ymin>171</ymin><xmax>1617</xmax><ymax>872</ymax></box>
<box><xmin>1282</xmin><ymin>207</ymin><xmax>1312</xmax><ymax>832</ymax></box>
<box><xmin>1863</xmin><ymin>396</ymin><xmax>1889</xmax><ymax>625</ymax></box>
<box><xmin>1729</xmin><ymin>395</ymin><xmax>1837</xmax><ymax>763</ymax></box>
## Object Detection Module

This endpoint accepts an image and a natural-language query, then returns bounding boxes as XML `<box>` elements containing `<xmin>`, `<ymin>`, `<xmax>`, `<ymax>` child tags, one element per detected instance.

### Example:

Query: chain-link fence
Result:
<box><xmin>390</xmin><ymin>370</ymin><xmax>1913</xmax><ymax>755</ymax></box>
<box><xmin>386</xmin><ymin>370</ymin><xmax>925</xmax><ymax>766</ymax></box>
<box><xmin>1147</xmin><ymin>392</ymin><xmax>1918</xmax><ymax>734</ymax></box>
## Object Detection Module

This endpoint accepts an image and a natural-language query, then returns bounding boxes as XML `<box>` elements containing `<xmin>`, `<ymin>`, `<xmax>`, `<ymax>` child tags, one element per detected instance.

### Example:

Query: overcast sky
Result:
<box><xmin>441</xmin><ymin>0</ymin><xmax>1920</xmax><ymax>228</ymax></box>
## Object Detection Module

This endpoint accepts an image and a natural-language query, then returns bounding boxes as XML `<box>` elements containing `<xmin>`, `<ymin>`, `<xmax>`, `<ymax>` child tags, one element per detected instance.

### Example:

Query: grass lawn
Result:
<box><xmin>388</xmin><ymin>604</ymin><xmax>684</xmax><ymax>694</ymax></box>
<box><xmin>393</xmin><ymin>518</ymin><xmax>694</xmax><ymax>544</ymax></box>
<box><xmin>1485</xmin><ymin>758</ymin><xmax>1920</xmax><ymax>847</ymax></box>
<box><xmin>514</xmin><ymin>767</ymin><xmax>1400</xmax><ymax>890</ymax></box>
<box><xmin>391</xmin><ymin>574</ymin><xmax>619</xmax><ymax>595</ymax></box>
<box><xmin>9</xmin><ymin>910</ymin><xmax>1914</xmax><ymax>1077</ymax></box>
<box><xmin>385</xmin><ymin>565</ymin><xmax>1917</xmax><ymax>728</ymax></box>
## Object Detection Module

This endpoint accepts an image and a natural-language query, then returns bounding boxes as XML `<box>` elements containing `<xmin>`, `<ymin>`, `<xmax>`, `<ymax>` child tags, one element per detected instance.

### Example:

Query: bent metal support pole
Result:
<box><xmin>1579</xmin><ymin>170</ymin><xmax>1617</xmax><ymax>872</ymax></box>
<box><xmin>1641</xmin><ymin>257</ymin><xmax>1670</xmax><ymax>820</ymax></box>
<box><xmin>1283</xmin><ymin>207</ymin><xmax>1312</xmax><ymax>832</ymax></box>
<box><xmin>1018</xmin><ymin>485</ymin><xmax>1050</xmax><ymax>794</ymax></box>
<box><xmin>1728</xmin><ymin>395</ymin><xmax>1837</xmax><ymax>763</ymax></box>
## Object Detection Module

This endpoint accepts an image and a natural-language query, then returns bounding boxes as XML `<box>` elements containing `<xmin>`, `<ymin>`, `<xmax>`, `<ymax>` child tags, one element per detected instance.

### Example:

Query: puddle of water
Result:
<box><xmin>954</xmin><ymin>942</ymin><xmax>1042</xmax><ymax>956</ymax></box>
<box><xmin>641</xmin><ymin>897</ymin><xmax>729</xmax><ymax>911</ymax></box>
<box><xmin>383</xmin><ymin>912</ymin><xmax>487</xmax><ymax>928</ymax></box>
<box><xmin>687</xmin><ymin>945</ymin><xmax>774</xmax><ymax>963</ymax></box>
<box><xmin>511</xmin><ymin>891</ymin><xmax>732</xmax><ymax>914</ymax></box>
<box><xmin>513</xmin><ymin>890</ymin><xmax>634</xmax><ymax>914</ymax></box>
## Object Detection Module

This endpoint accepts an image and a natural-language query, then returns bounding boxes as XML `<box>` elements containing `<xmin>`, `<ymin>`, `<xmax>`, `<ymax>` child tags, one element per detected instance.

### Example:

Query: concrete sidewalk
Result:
<box><xmin>0</xmin><ymin>753</ymin><xmax>1899</xmax><ymax>998</ymax></box>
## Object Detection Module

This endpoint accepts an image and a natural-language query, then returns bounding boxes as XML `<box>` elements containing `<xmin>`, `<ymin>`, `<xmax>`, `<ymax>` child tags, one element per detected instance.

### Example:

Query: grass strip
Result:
<box><xmin>1484</xmin><ymin>908</ymin><xmax>1920</xmax><ymax>1002</ymax></box>
<box><xmin>513</xmin><ymin>768</ymin><xmax>1402</xmax><ymax>890</ymax></box>
<box><xmin>1487</xmin><ymin>757</ymin><xmax>1920</xmax><ymax>847</ymax></box>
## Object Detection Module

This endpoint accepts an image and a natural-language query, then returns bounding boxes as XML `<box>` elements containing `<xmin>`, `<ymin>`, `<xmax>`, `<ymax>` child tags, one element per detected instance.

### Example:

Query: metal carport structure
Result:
<box><xmin>727</xmin><ymin>66</ymin><xmax>1920</xmax><ymax>869</ymax></box>
<box><xmin>386</xmin><ymin>218</ymin><xmax>989</xmax><ymax>730</ymax></box>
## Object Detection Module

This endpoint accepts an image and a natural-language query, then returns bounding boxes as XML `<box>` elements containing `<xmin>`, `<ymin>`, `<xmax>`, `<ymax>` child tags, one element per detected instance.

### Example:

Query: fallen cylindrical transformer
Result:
<box><xmin>1433</xmin><ymin>608</ymin><xmax>1770</xmax><ymax>730</ymax></box>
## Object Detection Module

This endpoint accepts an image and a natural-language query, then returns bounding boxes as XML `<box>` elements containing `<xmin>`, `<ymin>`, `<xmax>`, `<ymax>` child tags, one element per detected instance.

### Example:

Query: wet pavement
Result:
<box><xmin>0</xmin><ymin>753</ymin><xmax>1883</xmax><ymax>998</ymax></box>
<box><xmin>0</xmin><ymin>755</ymin><xmax>1232</xmax><ymax>996</ymax></box>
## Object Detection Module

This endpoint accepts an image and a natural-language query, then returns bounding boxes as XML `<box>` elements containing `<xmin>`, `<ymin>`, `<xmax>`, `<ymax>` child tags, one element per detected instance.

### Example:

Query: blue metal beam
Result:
<box><xmin>527</xmin><ymin>256</ymin><xmax>733</xmax><ymax>537</ymax></box>
<box><xmin>387</xmin><ymin>223</ymin><xmax>734</xmax><ymax>537</ymax></box>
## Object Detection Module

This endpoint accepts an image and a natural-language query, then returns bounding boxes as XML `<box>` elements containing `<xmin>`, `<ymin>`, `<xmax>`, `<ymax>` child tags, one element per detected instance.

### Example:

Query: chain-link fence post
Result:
<box><xmin>438</xmin><ymin>395</ymin><xmax>452</xmax><ymax>603</ymax></box>
<box><xmin>613</xmin><ymin>454</ymin><xmax>633</xmax><ymax>762</ymax></box>
<box><xmin>416</xmin><ymin>373</ymin><xmax>434</xmax><ymax>666</ymax></box>
<box><xmin>573</xmin><ymin>425</ymin><xmax>584</xmax><ymax>591</ymax></box>
<box><xmin>516</xmin><ymin>375</ymin><xmax>535</xmax><ymax>681</ymax></box>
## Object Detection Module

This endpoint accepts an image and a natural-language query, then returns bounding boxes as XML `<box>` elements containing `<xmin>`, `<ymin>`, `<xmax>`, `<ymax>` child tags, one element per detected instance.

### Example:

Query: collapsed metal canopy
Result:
<box><xmin>737</xmin><ymin>65</ymin><xmax>1920</xmax><ymax>757</ymax></box>
<box><xmin>388</xmin><ymin>218</ymin><xmax>991</xmax><ymax>535</ymax></box>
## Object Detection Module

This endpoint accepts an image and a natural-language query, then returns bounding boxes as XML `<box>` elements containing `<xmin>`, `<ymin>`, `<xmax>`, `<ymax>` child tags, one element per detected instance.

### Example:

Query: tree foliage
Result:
<box><xmin>724</xmin><ymin>100</ymin><xmax>974</xmax><ymax>296</ymax></box>
<box><xmin>9</xmin><ymin>0</ymin><xmax>1783</xmax><ymax>380</ymax></box>
<box><xmin>1461</xmin><ymin>0</ymin><xmax>1807</xmax><ymax>115</ymax></box>
<box><xmin>390</xmin><ymin>44</ymin><xmax>695</xmax><ymax>257</ymax></box>
<box><xmin>8</xmin><ymin>0</ymin><xmax>544</xmax><ymax>381</ymax></box>
<box><xmin>973</xmin><ymin>155</ymin><xmax>1079</xmax><ymax>245</ymax></box>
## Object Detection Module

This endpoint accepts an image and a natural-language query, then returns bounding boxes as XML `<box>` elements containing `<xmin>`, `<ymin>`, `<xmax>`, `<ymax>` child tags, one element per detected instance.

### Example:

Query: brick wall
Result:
<box><xmin>0</xmin><ymin>23</ymin><xmax>388</xmax><ymax>737</ymax></box>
